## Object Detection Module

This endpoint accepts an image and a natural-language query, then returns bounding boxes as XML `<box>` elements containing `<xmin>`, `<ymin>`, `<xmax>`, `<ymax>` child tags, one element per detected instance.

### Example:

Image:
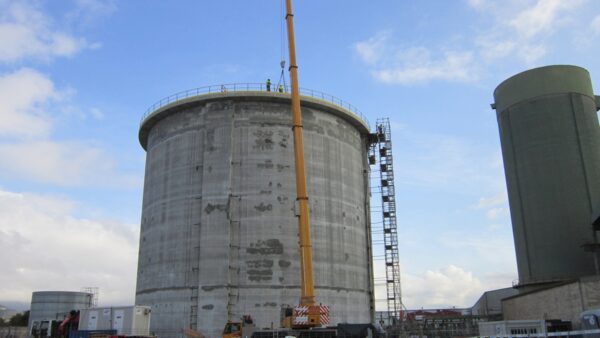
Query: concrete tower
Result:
<box><xmin>493</xmin><ymin>65</ymin><xmax>600</xmax><ymax>289</ymax></box>
<box><xmin>136</xmin><ymin>89</ymin><xmax>375</xmax><ymax>338</ymax></box>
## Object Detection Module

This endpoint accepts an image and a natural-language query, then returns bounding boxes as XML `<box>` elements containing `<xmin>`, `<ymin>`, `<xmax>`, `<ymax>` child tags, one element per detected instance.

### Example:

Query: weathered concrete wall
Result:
<box><xmin>136</xmin><ymin>93</ymin><xmax>374</xmax><ymax>338</ymax></box>
<box><xmin>503</xmin><ymin>277</ymin><xmax>600</xmax><ymax>328</ymax></box>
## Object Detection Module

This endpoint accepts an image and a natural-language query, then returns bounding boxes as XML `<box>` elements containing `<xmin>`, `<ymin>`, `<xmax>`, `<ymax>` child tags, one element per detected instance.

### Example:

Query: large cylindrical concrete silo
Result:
<box><xmin>493</xmin><ymin>65</ymin><xmax>600</xmax><ymax>288</ymax></box>
<box><xmin>135</xmin><ymin>89</ymin><xmax>375</xmax><ymax>338</ymax></box>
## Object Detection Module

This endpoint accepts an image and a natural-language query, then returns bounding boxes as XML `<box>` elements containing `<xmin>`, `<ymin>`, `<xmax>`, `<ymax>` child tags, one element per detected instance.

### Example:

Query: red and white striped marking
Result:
<box><xmin>293</xmin><ymin>305</ymin><xmax>330</xmax><ymax>325</ymax></box>
<box><xmin>319</xmin><ymin>305</ymin><xmax>330</xmax><ymax>325</ymax></box>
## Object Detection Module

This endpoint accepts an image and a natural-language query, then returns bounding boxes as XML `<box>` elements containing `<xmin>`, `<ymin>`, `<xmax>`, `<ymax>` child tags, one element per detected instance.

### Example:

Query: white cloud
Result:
<box><xmin>356</xmin><ymin>0</ymin><xmax>589</xmax><ymax>84</ymax></box>
<box><xmin>90</xmin><ymin>107</ymin><xmax>105</xmax><ymax>120</ymax></box>
<box><xmin>486</xmin><ymin>207</ymin><xmax>507</xmax><ymax>220</ymax></box>
<box><xmin>474</xmin><ymin>191</ymin><xmax>510</xmax><ymax>220</ymax></box>
<box><xmin>0</xmin><ymin>68</ymin><xmax>140</xmax><ymax>187</ymax></box>
<box><xmin>353</xmin><ymin>33</ymin><xmax>476</xmax><ymax>85</ymax></box>
<box><xmin>510</xmin><ymin>0</ymin><xmax>583</xmax><ymax>39</ymax></box>
<box><xmin>0</xmin><ymin>1</ymin><xmax>91</xmax><ymax>63</ymax></box>
<box><xmin>66</xmin><ymin>0</ymin><xmax>117</xmax><ymax>28</ymax></box>
<box><xmin>373</xmin><ymin>49</ymin><xmax>475</xmax><ymax>85</ymax></box>
<box><xmin>402</xmin><ymin>266</ymin><xmax>485</xmax><ymax>308</ymax></box>
<box><xmin>466</xmin><ymin>0</ymin><xmax>488</xmax><ymax>10</ymax></box>
<box><xmin>0</xmin><ymin>68</ymin><xmax>57</xmax><ymax>139</ymax></box>
<box><xmin>475</xmin><ymin>192</ymin><xmax>507</xmax><ymax>209</ymax></box>
<box><xmin>439</xmin><ymin>232</ymin><xmax>517</xmax><ymax>274</ymax></box>
<box><xmin>0</xmin><ymin>188</ymin><xmax>138</xmax><ymax>305</ymax></box>
<box><xmin>476</xmin><ymin>0</ymin><xmax>585</xmax><ymax>64</ymax></box>
<box><xmin>354</xmin><ymin>31</ymin><xmax>390</xmax><ymax>65</ymax></box>
<box><xmin>591</xmin><ymin>15</ymin><xmax>600</xmax><ymax>34</ymax></box>
<box><xmin>0</xmin><ymin>140</ymin><xmax>140</xmax><ymax>188</ymax></box>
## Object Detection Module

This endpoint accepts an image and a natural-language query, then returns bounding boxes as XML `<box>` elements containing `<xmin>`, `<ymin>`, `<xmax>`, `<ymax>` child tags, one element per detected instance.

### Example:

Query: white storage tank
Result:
<box><xmin>78</xmin><ymin>306</ymin><xmax>151</xmax><ymax>336</ymax></box>
<box><xmin>28</xmin><ymin>291</ymin><xmax>93</xmax><ymax>336</ymax></box>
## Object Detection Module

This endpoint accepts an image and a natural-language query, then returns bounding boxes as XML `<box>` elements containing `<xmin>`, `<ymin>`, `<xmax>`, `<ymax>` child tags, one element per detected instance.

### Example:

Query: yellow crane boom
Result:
<box><xmin>281</xmin><ymin>0</ymin><xmax>330</xmax><ymax>329</ymax></box>
<box><xmin>285</xmin><ymin>0</ymin><xmax>316</xmax><ymax>308</ymax></box>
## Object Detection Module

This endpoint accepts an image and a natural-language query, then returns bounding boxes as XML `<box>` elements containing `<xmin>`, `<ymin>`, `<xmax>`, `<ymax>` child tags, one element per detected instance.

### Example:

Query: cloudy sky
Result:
<box><xmin>0</xmin><ymin>0</ymin><xmax>599</xmax><ymax>311</ymax></box>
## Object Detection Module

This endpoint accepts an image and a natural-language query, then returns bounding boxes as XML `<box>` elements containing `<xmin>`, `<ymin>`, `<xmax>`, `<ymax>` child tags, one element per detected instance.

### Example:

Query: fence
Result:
<box><xmin>476</xmin><ymin>328</ymin><xmax>600</xmax><ymax>338</ymax></box>
<box><xmin>140</xmin><ymin>83</ymin><xmax>369</xmax><ymax>128</ymax></box>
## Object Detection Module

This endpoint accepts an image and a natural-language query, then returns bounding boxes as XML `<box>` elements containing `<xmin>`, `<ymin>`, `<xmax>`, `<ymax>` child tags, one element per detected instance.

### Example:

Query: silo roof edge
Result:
<box><xmin>492</xmin><ymin>65</ymin><xmax>595</xmax><ymax>112</ymax></box>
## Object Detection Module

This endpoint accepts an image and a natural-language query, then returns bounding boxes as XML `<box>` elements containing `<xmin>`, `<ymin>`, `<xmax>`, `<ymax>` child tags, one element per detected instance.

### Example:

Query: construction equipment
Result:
<box><xmin>221</xmin><ymin>316</ymin><xmax>256</xmax><ymax>338</ymax></box>
<box><xmin>279</xmin><ymin>0</ymin><xmax>330</xmax><ymax>329</ymax></box>
<box><xmin>219</xmin><ymin>2</ymin><xmax>384</xmax><ymax>337</ymax></box>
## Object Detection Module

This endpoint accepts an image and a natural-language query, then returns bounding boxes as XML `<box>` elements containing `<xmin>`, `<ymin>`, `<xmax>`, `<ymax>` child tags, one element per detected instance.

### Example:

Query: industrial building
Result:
<box><xmin>487</xmin><ymin>65</ymin><xmax>600</xmax><ymax>328</ymax></box>
<box><xmin>502</xmin><ymin>276</ymin><xmax>600</xmax><ymax>327</ymax></box>
<box><xmin>470</xmin><ymin>287</ymin><xmax>518</xmax><ymax>320</ymax></box>
<box><xmin>135</xmin><ymin>87</ymin><xmax>376</xmax><ymax>338</ymax></box>
<box><xmin>493</xmin><ymin>65</ymin><xmax>600</xmax><ymax>290</ymax></box>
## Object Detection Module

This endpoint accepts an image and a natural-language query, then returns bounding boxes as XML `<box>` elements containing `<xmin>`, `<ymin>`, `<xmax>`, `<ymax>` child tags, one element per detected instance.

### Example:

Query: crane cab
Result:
<box><xmin>222</xmin><ymin>315</ymin><xmax>255</xmax><ymax>338</ymax></box>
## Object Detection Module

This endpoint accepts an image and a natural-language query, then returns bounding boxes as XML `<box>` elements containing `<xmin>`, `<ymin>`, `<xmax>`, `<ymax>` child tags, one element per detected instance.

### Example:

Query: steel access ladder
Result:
<box><xmin>369</xmin><ymin>118</ymin><xmax>404</xmax><ymax>324</ymax></box>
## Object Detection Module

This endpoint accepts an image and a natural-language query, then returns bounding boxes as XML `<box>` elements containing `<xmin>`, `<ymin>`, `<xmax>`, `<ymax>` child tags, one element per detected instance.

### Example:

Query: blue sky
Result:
<box><xmin>1</xmin><ymin>0</ymin><xmax>599</xmax><ymax>311</ymax></box>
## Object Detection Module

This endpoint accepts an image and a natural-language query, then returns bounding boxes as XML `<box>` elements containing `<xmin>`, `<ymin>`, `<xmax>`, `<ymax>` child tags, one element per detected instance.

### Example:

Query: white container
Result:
<box><xmin>478</xmin><ymin>320</ymin><xmax>546</xmax><ymax>337</ymax></box>
<box><xmin>79</xmin><ymin>306</ymin><xmax>151</xmax><ymax>336</ymax></box>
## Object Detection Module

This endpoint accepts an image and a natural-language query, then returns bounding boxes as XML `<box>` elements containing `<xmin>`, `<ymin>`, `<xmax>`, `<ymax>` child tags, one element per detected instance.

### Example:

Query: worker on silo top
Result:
<box><xmin>278</xmin><ymin>84</ymin><xmax>284</xmax><ymax>93</ymax></box>
<box><xmin>266</xmin><ymin>79</ymin><xmax>271</xmax><ymax>91</ymax></box>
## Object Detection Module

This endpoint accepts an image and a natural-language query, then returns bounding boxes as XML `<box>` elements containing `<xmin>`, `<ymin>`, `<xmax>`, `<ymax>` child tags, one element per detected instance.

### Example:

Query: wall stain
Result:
<box><xmin>247</xmin><ymin>269</ymin><xmax>273</xmax><ymax>282</ymax></box>
<box><xmin>246</xmin><ymin>239</ymin><xmax>283</xmax><ymax>282</ymax></box>
<box><xmin>278</xmin><ymin>260</ymin><xmax>291</xmax><ymax>268</ymax></box>
<box><xmin>278</xmin><ymin>131</ymin><xmax>289</xmax><ymax>148</ymax></box>
<box><xmin>202</xmin><ymin>304</ymin><xmax>214</xmax><ymax>310</ymax></box>
<box><xmin>277</xmin><ymin>196</ymin><xmax>288</xmax><ymax>204</ymax></box>
<box><xmin>257</xmin><ymin>160</ymin><xmax>274</xmax><ymax>169</ymax></box>
<box><xmin>254</xmin><ymin>203</ymin><xmax>273</xmax><ymax>212</ymax></box>
<box><xmin>253</xmin><ymin>130</ymin><xmax>274</xmax><ymax>150</ymax></box>
<box><xmin>276</xmin><ymin>164</ymin><xmax>290</xmax><ymax>172</ymax></box>
<box><xmin>205</xmin><ymin>203</ymin><xmax>227</xmax><ymax>214</ymax></box>
<box><xmin>247</xmin><ymin>239</ymin><xmax>284</xmax><ymax>255</ymax></box>
<box><xmin>247</xmin><ymin>259</ymin><xmax>274</xmax><ymax>268</ymax></box>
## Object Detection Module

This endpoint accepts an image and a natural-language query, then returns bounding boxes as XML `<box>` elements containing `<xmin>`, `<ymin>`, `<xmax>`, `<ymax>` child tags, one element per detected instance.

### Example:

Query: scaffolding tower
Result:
<box><xmin>369</xmin><ymin>118</ymin><xmax>403</xmax><ymax>323</ymax></box>
<box><xmin>81</xmin><ymin>287</ymin><xmax>99</xmax><ymax>307</ymax></box>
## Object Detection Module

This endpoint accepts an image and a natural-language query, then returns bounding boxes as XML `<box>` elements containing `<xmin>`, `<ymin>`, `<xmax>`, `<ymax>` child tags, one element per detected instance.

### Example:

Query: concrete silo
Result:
<box><xmin>136</xmin><ymin>88</ymin><xmax>375</xmax><ymax>338</ymax></box>
<box><xmin>492</xmin><ymin>65</ymin><xmax>600</xmax><ymax>289</ymax></box>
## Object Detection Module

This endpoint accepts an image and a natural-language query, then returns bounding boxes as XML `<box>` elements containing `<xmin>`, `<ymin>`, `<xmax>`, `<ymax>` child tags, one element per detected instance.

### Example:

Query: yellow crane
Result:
<box><xmin>220</xmin><ymin>2</ymin><xmax>329</xmax><ymax>336</ymax></box>
<box><xmin>280</xmin><ymin>0</ymin><xmax>329</xmax><ymax>329</ymax></box>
